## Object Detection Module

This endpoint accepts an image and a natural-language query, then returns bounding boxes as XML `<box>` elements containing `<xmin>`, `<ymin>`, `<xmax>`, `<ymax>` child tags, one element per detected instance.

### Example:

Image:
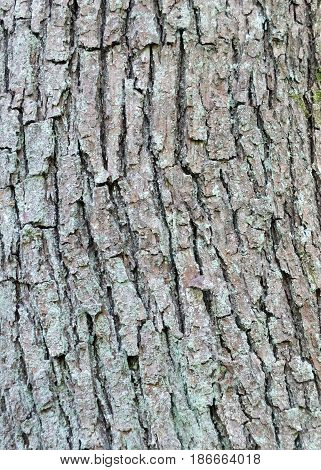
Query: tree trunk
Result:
<box><xmin>1</xmin><ymin>0</ymin><xmax>321</xmax><ymax>450</ymax></box>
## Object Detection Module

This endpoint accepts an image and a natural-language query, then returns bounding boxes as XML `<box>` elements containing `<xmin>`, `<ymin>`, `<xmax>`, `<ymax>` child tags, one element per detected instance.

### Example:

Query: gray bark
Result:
<box><xmin>1</xmin><ymin>0</ymin><xmax>321</xmax><ymax>450</ymax></box>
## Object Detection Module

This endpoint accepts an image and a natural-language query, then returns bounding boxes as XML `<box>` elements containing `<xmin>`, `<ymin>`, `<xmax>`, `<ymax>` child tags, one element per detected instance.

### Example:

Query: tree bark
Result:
<box><xmin>1</xmin><ymin>0</ymin><xmax>321</xmax><ymax>450</ymax></box>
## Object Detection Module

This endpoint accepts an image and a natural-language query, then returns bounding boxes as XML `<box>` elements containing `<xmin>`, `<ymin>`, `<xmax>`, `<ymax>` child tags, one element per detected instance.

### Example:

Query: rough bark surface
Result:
<box><xmin>1</xmin><ymin>0</ymin><xmax>321</xmax><ymax>450</ymax></box>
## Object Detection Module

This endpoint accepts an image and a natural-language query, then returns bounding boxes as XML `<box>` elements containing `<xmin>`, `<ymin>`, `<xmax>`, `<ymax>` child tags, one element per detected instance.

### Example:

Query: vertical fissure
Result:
<box><xmin>144</xmin><ymin>45</ymin><xmax>185</xmax><ymax>334</ymax></box>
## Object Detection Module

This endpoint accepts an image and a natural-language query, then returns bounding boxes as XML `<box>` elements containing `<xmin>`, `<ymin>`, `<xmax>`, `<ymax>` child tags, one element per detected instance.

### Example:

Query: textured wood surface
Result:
<box><xmin>1</xmin><ymin>0</ymin><xmax>321</xmax><ymax>450</ymax></box>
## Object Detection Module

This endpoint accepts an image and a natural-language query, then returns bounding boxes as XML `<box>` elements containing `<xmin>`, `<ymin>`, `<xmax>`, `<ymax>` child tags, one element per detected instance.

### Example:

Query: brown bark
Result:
<box><xmin>1</xmin><ymin>0</ymin><xmax>321</xmax><ymax>450</ymax></box>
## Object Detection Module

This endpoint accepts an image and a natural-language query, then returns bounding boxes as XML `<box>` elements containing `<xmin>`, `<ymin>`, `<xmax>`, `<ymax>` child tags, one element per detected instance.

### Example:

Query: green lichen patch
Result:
<box><xmin>315</xmin><ymin>67</ymin><xmax>321</xmax><ymax>85</ymax></box>
<box><xmin>289</xmin><ymin>92</ymin><xmax>310</xmax><ymax>117</ymax></box>
<box><xmin>313</xmin><ymin>89</ymin><xmax>321</xmax><ymax>103</ymax></box>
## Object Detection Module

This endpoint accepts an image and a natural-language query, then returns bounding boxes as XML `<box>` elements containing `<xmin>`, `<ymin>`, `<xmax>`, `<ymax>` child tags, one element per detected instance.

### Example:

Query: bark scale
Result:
<box><xmin>1</xmin><ymin>0</ymin><xmax>321</xmax><ymax>450</ymax></box>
